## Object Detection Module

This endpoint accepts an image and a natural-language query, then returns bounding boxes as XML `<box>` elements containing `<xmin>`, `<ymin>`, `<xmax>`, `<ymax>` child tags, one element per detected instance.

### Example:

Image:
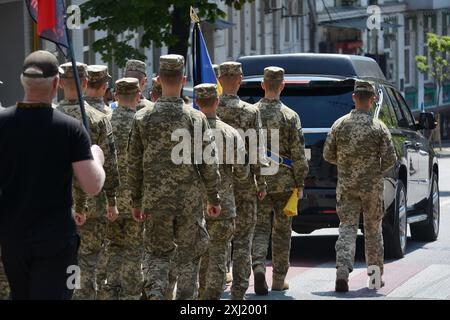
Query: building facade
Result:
<box><xmin>1</xmin><ymin>0</ymin><xmax>449</xmax><ymax>139</ymax></box>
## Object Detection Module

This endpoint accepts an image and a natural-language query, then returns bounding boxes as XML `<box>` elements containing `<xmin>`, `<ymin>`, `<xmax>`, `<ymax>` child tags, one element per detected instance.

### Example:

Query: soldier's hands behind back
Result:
<box><xmin>132</xmin><ymin>208</ymin><xmax>146</xmax><ymax>223</ymax></box>
<box><xmin>258</xmin><ymin>191</ymin><xmax>267</xmax><ymax>201</ymax></box>
<box><xmin>74</xmin><ymin>212</ymin><xmax>87</xmax><ymax>226</ymax></box>
<box><xmin>207</xmin><ymin>204</ymin><xmax>221</xmax><ymax>218</ymax></box>
<box><xmin>106</xmin><ymin>206</ymin><xmax>119</xmax><ymax>222</ymax></box>
<box><xmin>298</xmin><ymin>188</ymin><xmax>304</xmax><ymax>200</ymax></box>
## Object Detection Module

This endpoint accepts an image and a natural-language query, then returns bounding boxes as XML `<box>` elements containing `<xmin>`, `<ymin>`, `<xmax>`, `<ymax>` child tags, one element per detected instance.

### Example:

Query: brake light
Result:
<box><xmin>320</xmin><ymin>210</ymin><xmax>337</xmax><ymax>214</ymax></box>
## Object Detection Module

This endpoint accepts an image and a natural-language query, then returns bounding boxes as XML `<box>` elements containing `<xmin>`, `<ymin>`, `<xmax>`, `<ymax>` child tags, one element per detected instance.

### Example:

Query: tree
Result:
<box><xmin>416</xmin><ymin>33</ymin><xmax>450</xmax><ymax>109</ymax></box>
<box><xmin>80</xmin><ymin>0</ymin><xmax>254</xmax><ymax>67</ymax></box>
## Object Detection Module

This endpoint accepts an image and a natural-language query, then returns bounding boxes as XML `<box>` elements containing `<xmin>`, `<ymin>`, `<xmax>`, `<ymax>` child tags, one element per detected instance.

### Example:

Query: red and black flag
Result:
<box><xmin>26</xmin><ymin>0</ymin><xmax>69</xmax><ymax>57</ymax></box>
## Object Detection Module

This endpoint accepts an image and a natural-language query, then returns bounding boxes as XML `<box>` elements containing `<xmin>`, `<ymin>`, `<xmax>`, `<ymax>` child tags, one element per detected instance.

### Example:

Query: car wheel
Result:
<box><xmin>410</xmin><ymin>172</ymin><xmax>440</xmax><ymax>242</ymax></box>
<box><xmin>383</xmin><ymin>180</ymin><xmax>407</xmax><ymax>259</ymax></box>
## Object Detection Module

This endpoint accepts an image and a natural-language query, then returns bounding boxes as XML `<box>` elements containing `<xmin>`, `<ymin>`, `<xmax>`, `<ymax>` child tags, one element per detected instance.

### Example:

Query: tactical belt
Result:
<box><xmin>267</xmin><ymin>151</ymin><xmax>293</xmax><ymax>168</ymax></box>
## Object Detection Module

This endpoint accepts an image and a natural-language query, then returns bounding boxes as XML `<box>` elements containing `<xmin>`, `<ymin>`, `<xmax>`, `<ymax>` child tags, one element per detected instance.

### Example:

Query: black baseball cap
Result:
<box><xmin>22</xmin><ymin>50</ymin><xmax>64</xmax><ymax>78</ymax></box>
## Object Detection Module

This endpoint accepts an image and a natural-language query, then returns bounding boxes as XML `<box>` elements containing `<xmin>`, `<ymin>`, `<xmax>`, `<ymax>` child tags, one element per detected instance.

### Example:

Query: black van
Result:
<box><xmin>237</xmin><ymin>54</ymin><xmax>440</xmax><ymax>259</ymax></box>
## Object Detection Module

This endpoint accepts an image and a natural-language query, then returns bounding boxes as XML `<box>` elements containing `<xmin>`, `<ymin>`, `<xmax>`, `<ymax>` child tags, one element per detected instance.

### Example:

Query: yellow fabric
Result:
<box><xmin>283</xmin><ymin>188</ymin><xmax>299</xmax><ymax>217</ymax></box>
<box><xmin>216</xmin><ymin>78</ymin><xmax>223</xmax><ymax>96</ymax></box>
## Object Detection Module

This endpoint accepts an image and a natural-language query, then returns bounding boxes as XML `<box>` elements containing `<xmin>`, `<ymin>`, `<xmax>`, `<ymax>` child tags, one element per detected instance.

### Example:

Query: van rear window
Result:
<box><xmin>239</xmin><ymin>86</ymin><xmax>354</xmax><ymax>129</ymax></box>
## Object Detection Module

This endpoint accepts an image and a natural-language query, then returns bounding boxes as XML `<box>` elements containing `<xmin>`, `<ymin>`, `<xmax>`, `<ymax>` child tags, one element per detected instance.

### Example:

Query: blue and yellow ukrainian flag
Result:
<box><xmin>191</xmin><ymin>8</ymin><xmax>222</xmax><ymax>108</ymax></box>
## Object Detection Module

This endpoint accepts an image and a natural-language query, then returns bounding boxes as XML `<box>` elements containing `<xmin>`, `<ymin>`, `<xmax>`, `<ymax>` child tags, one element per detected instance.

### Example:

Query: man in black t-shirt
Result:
<box><xmin>0</xmin><ymin>51</ymin><xmax>106</xmax><ymax>300</ymax></box>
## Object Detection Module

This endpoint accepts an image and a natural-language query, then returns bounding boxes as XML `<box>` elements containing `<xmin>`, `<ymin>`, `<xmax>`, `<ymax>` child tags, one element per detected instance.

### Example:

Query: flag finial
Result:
<box><xmin>190</xmin><ymin>6</ymin><xmax>200</xmax><ymax>24</ymax></box>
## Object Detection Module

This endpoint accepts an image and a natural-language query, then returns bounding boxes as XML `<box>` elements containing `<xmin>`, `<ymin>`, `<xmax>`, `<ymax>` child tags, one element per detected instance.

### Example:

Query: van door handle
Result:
<box><xmin>415</xmin><ymin>142</ymin><xmax>423</xmax><ymax>149</ymax></box>
<box><xmin>403</xmin><ymin>141</ymin><xmax>413</xmax><ymax>147</ymax></box>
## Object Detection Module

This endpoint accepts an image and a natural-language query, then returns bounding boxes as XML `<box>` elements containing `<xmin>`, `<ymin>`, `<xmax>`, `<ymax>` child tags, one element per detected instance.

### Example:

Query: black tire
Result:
<box><xmin>383</xmin><ymin>180</ymin><xmax>407</xmax><ymax>259</ymax></box>
<box><xmin>410</xmin><ymin>172</ymin><xmax>440</xmax><ymax>242</ymax></box>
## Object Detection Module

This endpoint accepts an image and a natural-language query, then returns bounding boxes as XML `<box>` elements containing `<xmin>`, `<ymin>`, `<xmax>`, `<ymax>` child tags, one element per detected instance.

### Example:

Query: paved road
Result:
<box><xmin>224</xmin><ymin>155</ymin><xmax>450</xmax><ymax>300</ymax></box>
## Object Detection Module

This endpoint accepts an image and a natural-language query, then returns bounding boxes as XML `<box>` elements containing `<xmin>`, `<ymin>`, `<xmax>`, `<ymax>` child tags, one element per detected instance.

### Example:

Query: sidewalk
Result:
<box><xmin>434</xmin><ymin>142</ymin><xmax>450</xmax><ymax>158</ymax></box>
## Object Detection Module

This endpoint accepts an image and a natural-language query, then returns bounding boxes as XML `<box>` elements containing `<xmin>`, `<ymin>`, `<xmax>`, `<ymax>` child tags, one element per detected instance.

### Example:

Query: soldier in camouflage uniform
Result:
<box><xmin>150</xmin><ymin>77</ymin><xmax>162</xmax><ymax>102</ymax></box>
<box><xmin>195</xmin><ymin>84</ymin><xmax>249</xmax><ymax>300</ymax></box>
<box><xmin>125</xmin><ymin>60</ymin><xmax>154</xmax><ymax>111</ymax></box>
<box><xmin>323</xmin><ymin>80</ymin><xmax>397</xmax><ymax>292</ymax></box>
<box><xmin>252</xmin><ymin>67</ymin><xmax>309</xmax><ymax>295</ymax></box>
<box><xmin>85</xmin><ymin>65</ymin><xmax>113</xmax><ymax>119</ymax></box>
<box><xmin>128</xmin><ymin>55</ymin><xmax>221</xmax><ymax>300</ymax></box>
<box><xmin>56</xmin><ymin>62</ymin><xmax>120</xmax><ymax>300</ymax></box>
<box><xmin>217</xmin><ymin>62</ymin><xmax>267</xmax><ymax>300</ymax></box>
<box><xmin>97</xmin><ymin>78</ymin><xmax>145</xmax><ymax>300</ymax></box>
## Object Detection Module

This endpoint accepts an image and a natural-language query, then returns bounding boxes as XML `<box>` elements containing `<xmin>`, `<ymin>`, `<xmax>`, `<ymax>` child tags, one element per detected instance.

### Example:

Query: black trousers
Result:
<box><xmin>1</xmin><ymin>235</ymin><xmax>79</xmax><ymax>300</ymax></box>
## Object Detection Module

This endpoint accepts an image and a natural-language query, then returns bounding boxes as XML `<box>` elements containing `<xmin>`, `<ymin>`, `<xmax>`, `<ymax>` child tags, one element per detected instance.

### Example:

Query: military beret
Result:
<box><xmin>159</xmin><ymin>55</ymin><xmax>185</xmax><ymax>72</ymax></box>
<box><xmin>212</xmin><ymin>64</ymin><xmax>220</xmax><ymax>78</ymax></box>
<box><xmin>125</xmin><ymin>59</ymin><xmax>147</xmax><ymax>76</ymax></box>
<box><xmin>60</xmin><ymin>62</ymin><xmax>88</xmax><ymax>79</ymax></box>
<box><xmin>115</xmin><ymin>77</ymin><xmax>140</xmax><ymax>95</ymax></box>
<box><xmin>219</xmin><ymin>62</ymin><xmax>243</xmax><ymax>77</ymax></box>
<box><xmin>23</xmin><ymin>50</ymin><xmax>63</xmax><ymax>78</ymax></box>
<box><xmin>354</xmin><ymin>80</ymin><xmax>376</xmax><ymax>94</ymax></box>
<box><xmin>264</xmin><ymin>67</ymin><xmax>285</xmax><ymax>81</ymax></box>
<box><xmin>151</xmin><ymin>77</ymin><xmax>162</xmax><ymax>96</ymax></box>
<box><xmin>194</xmin><ymin>83</ymin><xmax>218</xmax><ymax>99</ymax></box>
<box><xmin>87</xmin><ymin>65</ymin><xmax>111</xmax><ymax>83</ymax></box>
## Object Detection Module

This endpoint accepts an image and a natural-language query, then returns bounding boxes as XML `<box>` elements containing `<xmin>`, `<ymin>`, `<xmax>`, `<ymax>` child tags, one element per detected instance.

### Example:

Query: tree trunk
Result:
<box><xmin>168</xmin><ymin>6</ymin><xmax>191</xmax><ymax>59</ymax></box>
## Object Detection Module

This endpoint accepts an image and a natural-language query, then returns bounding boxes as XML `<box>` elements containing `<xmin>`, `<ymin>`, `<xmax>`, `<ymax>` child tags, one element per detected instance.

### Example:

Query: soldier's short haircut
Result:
<box><xmin>159</xmin><ymin>69</ymin><xmax>183</xmax><ymax>84</ymax></box>
<box><xmin>88</xmin><ymin>79</ymin><xmax>108</xmax><ymax>90</ymax></box>
<box><xmin>354</xmin><ymin>91</ymin><xmax>375</xmax><ymax>102</ymax></box>
<box><xmin>195</xmin><ymin>97</ymin><xmax>217</xmax><ymax>108</ymax></box>
<box><xmin>264</xmin><ymin>79</ymin><xmax>283</xmax><ymax>92</ymax></box>
<box><xmin>125</xmin><ymin>70</ymin><xmax>146</xmax><ymax>82</ymax></box>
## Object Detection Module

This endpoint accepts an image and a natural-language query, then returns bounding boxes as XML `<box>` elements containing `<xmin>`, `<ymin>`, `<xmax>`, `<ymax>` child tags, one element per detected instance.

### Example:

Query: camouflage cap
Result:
<box><xmin>115</xmin><ymin>77</ymin><xmax>140</xmax><ymax>95</ymax></box>
<box><xmin>60</xmin><ymin>62</ymin><xmax>88</xmax><ymax>79</ymax></box>
<box><xmin>354</xmin><ymin>80</ymin><xmax>376</xmax><ymax>95</ymax></box>
<box><xmin>219</xmin><ymin>62</ymin><xmax>243</xmax><ymax>77</ymax></box>
<box><xmin>125</xmin><ymin>59</ymin><xmax>147</xmax><ymax>76</ymax></box>
<box><xmin>87</xmin><ymin>65</ymin><xmax>111</xmax><ymax>83</ymax></box>
<box><xmin>159</xmin><ymin>55</ymin><xmax>185</xmax><ymax>72</ymax></box>
<box><xmin>194</xmin><ymin>83</ymin><xmax>218</xmax><ymax>99</ymax></box>
<box><xmin>212</xmin><ymin>64</ymin><xmax>219</xmax><ymax>78</ymax></box>
<box><xmin>151</xmin><ymin>77</ymin><xmax>162</xmax><ymax>96</ymax></box>
<box><xmin>264</xmin><ymin>66</ymin><xmax>285</xmax><ymax>81</ymax></box>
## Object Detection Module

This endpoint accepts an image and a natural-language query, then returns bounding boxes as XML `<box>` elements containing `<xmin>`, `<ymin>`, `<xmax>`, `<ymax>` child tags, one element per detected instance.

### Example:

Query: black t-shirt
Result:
<box><xmin>0</xmin><ymin>103</ymin><xmax>93</xmax><ymax>243</ymax></box>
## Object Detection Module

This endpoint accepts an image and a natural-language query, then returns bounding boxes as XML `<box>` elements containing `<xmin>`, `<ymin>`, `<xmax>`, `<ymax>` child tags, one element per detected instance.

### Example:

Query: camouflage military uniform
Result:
<box><xmin>85</xmin><ymin>97</ymin><xmax>113</xmax><ymax>119</ymax></box>
<box><xmin>0</xmin><ymin>248</ymin><xmax>9</xmax><ymax>300</ymax></box>
<box><xmin>252</xmin><ymin>67</ymin><xmax>309</xmax><ymax>288</ymax></box>
<box><xmin>195</xmin><ymin>84</ymin><xmax>249</xmax><ymax>300</ymax></box>
<box><xmin>56</xmin><ymin>62</ymin><xmax>120</xmax><ymax>300</ymax></box>
<box><xmin>216</xmin><ymin>62</ymin><xmax>267</xmax><ymax>299</ymax></box>
<box><xmin>323</xmin><ymin>81</ymin><xmax>397</xmax><ymax>278</ymax></box>
<box><xmin>96</xmin><ymin>78</ymin><xmax>145</xmax><ymax>300</ymax></box>
<box><xmin>128</xmin><ymin>55</ymin><xmax>220</xmax><ymax>300</ymax></box>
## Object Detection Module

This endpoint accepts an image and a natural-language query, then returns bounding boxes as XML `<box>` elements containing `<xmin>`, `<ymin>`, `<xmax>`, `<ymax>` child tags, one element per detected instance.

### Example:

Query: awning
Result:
<box><xmin>204</xmin><ymin>19</ymin><xmax>235</xmax><ymax>30</ymax></box>
<box><xmin>320</xmin><ymin>16</ymin><xmax>402</xmax><ymax>30</ymax></box>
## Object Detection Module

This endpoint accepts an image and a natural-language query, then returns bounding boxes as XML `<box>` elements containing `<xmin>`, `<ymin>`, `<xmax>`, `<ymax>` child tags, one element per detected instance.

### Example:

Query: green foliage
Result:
<box><xmin>80</xmin><ymin>0</ymin><xmax>254</xmax><ymax>67</ymax></box>
<box><xmin>415</xmin><ymin>33</ymin><xmax>450</xmax><ymax>106</ymax></box>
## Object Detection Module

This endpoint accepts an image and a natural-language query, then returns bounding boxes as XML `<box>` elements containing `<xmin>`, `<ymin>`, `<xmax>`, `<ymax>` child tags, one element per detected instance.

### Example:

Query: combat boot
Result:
<box><xmin>335</xmin><ymin>267</ymin><xmax>349</xmax><ymax>292</ymax></box>
<box><xmin>253</xmin><ymin>266</ymin><xmax>268</xmax><ymax>295</ymax></box>
<box><xmin>272</xmin><ymin>277</ymin><xmax>289</xmax><ymax>291</ymax></box>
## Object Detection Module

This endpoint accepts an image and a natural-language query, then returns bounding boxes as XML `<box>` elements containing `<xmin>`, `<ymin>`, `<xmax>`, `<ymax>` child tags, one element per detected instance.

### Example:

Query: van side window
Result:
<box><xmin>386</xmin><ymin>87</ymin><xmax>412</xmax><ymax>128</ymax></box>
<box><xmin>378</xmin><ymin>87</ymin><xmax>397</xmax><ymax>129</ymax></box>
<box><xmin>393</xmin><ymin>90</ymin><xmax>416</xmax><ymax>127</ymax></box>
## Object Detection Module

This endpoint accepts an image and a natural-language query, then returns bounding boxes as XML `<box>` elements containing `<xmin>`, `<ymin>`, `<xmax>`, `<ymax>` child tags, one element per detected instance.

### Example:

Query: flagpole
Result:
<box><xmin>64</xmin><ymin>19</ymin><xmax>90</xmax><ymax>134</ymax></box>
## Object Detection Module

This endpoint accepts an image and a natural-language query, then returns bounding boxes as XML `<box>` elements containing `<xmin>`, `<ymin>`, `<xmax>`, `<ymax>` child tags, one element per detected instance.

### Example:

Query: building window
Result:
<box><xmin>423</xmin><ymin>14</ymin><xmax>436</xmax><ymax>82</ymax></box>
<box><xmin>227</xmin><ymin>7</ymin><xmax>234</xmax><ymax>59</ymax></box>
<box><xmin>83</xmin><ymin>28</ymin><xmax>95</xmax><ymax>65</ymax></box>
<box><xmin>404</xmin><ymin>17</ymin><xmax>416</xmax><ymax>87</ymax></box>
<box><xmin>443</xmin><ymin>13</ymin><xmax>450</xmax><ymax>36</ymax></box>
<box><xmin>251</xmin><ymin>2</ymin><xmax>257</xmax><ymax>52</ymax></box>
<box><xmin>240</xmin><ymin>6</ymin><xmax>246</xmax><ymax>56</ymax></box>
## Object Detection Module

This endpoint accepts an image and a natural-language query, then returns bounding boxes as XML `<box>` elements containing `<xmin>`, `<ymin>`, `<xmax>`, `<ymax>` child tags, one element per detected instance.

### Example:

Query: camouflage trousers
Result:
<box><xmin>0</xmin><ymin>248</ymin><xmax>10</xmax><ymax>300</ymax></box>
<box><xmin>73</xmin><ymin>217</ymin><xmax>107</xmax><ymax>300</ymax></box>
<box><xmin>252</xmin><ymin>192</ymin><xmax>293</xmax><ymax>281</ymax></box>
<box><xmin>336</xmin><ymin>189</ymin><xmax>384</xmax><ymax>275</ymax></box>
<box><xmin>97</xmin><ymin>219</ymin><xmax>145</xmax><ymax>300</ymax></box>
<box><xmin>231</xmin><ymin>191</ymin><xmax>257</xmax><ymax>299</ymax></box>
<box><xmin>142</xmin><ymin>201</ymin><xmax>209</xmax><ymax>300</ymax></box>
<box><xmin>199</xmin><ymin>219</ymin><xmax>235</xmax><ymax>300</ymax></box>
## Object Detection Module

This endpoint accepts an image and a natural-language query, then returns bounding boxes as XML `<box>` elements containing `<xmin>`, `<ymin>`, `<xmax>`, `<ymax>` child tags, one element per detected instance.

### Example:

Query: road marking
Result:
<box><xmin>388</xmin><ymin>265</ymin><xmax>450</xmax><ymax>299</ymax></box>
